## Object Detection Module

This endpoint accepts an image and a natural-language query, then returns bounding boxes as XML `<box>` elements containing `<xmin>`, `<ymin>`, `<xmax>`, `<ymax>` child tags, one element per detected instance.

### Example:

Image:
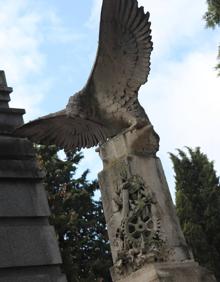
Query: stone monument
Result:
<box><xmin>97</xmin><ymin>125</ymin><xmax>216</xmax><ymax>282</ymax></box>
<box><xmin>0</xmin><ymin>70</ymin><xmax>67</xmax><ymax>282</ymax></box>
<box><xmin>14</xmin><ymin>0</ymin><xmax>217</xmax><ymax>281</ymax></box>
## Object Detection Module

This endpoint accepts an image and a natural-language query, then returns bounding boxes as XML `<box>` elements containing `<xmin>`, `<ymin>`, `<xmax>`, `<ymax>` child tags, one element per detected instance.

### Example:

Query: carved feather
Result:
<box><xmin>15</xmin><ymin>0</ymin><xmax>153</xmax><ymax>151</ymax></box>
<box><xmin>85</xmin><ymin>0</ymin><xmax>153</xmax><ymax>111</ymax></box>
<box><xmin>16</xmin><ymin>110</ymin><xmax>107</xmax><ymax>150</ymax></box>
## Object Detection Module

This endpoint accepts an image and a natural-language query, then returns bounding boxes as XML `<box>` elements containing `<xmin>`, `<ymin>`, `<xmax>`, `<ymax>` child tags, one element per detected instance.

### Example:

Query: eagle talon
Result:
<box><xmin>122</xmin><ymin>119</ymin><xmax>150</xmax><ymax>135</ymax></box>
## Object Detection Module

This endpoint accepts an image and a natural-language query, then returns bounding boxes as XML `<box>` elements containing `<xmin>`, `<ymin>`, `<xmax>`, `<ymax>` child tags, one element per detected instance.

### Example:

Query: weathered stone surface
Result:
<box><xmin>0</xmin><ymin>274</ymin><xmax>67</xmax><ymax>282</ymax></box>
<box><xmin>98</xmin><ymin>170</ymin><xmax>116</xmax><ymax>223</ymax></box>
<box><xmin>0</xmin><ymin>136</ymin><xmax>35</xmax><ymax>159</ymax></box>
<box><xmin>0</xmin><ymin>92</ymin><xmax>10</xmax><ymax>102</ymax></box>
<box><xmin>0</xmin><ymin>71</ymin><xmax>8</xmax><ymax>86</ymax></box>
<box><xmin>0</xmin><ymin>181</ymin><xmax>50</xmax><ymax>217</ymax></box>
<box><xmin>0</xmin><ymin>159</ymin><xmax>45</xmax><ymax>179</ymax></box>
<box><xmin>0</xmin><ymin>225</ymin><xmax>62</xmax><ymax>268</ymax></box>
<box><xmin>98</xmin><ymin>126</ymin><xmax>216</xmax><ymax>281</ymax></box>
<box><xmin>0</xmin><ymin>71</ymin><xmax>12</xmax><ymax>109</ymax></box>
<box><xmin>104</xmin><ymin>214</ymin><xmax>123</xmax><ymax>261</ymax></box>
<box><xmin>0</xmin><ymin>101</ymin><xmax>9</xmax><ymax>109</ymax></box>
<box><xmin>99</xmin><ymin>127</ymin><xmax>191</xmax><ymax>272</ymax></box>
<box><xmin>0</xmin><ymin>266</ymin><xmax>67</xmax><ymax>282</ymax></box>
<box><xmin>0</xmin><ymin>70</ymin><xmax>67</xmax><ymax>281</ymax></box>
<box><xmin>0</xmin><ymin>108</ymin><xmax>25</xmax><ymax>133</ymax></box>
<box><xmin>0</xmin><ymin>275</ymin><xmax>51</xmax><ymax>282</ymax></box>
<box><xmin>129</xmin><ymin>156</ymin><xmax>189</xmax><ymax>259</ymax></box>
<box><xmin>0</xmin><ymin>86</ymin><xmax>13</xmax><ymax>94</ymax></box>
<box><xmin>111</xmin><ymin>261</ymin><xmax>216</xmax><ymax>282</ymax></box>
<box><xmin>0</xmin><ymin>94</ymin><xmax>10</xmax><ymax>108</ymax></box>
<box><xmin>99</xmin><ymin>126</ymin><xmax>159</xmax><ymax>169</ymax></box>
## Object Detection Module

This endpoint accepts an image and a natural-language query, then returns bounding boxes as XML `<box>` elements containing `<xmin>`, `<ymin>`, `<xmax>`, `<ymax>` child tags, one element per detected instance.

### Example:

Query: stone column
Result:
<box><xmin>98</xmin><ymin>125</ymin><xmax>216</xmax><ymax>282</ymax></box>
<box><xmin>0</xmin><ymin>71</ymin><xmax>67</xmax><ymax>282</ymax></box>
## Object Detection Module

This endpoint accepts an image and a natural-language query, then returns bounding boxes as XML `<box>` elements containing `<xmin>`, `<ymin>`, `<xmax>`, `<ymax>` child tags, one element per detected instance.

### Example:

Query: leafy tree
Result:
<box><xmin>36</xmin><ymin>145</ymin><xmax>112</xmax><ymax>282</ymax></box>
<box><xmin>204</xmin><ymin>0</ymin><xmax>220</xmax><ymax>73</ymax></box>
<box><xmin>170</xmin><ymin>147</ymin><xmax>220</xmax><ymax>281</ymax></box>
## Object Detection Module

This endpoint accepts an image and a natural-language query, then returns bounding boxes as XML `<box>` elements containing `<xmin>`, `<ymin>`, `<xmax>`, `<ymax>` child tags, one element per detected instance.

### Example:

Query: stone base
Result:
<box><xmin>111</xmin><ymin>261</ymin><xmax>216</xmax><ymax>282</ymax></box>
<box><xmin>0</xmin><ymin>266</ymin><xmax>66</xmax><ymax>282</ymax></box>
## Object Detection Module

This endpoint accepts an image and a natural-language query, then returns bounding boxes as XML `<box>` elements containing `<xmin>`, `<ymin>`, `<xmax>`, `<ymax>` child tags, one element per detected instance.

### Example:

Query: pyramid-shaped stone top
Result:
<box><xmin>0</xmin><ymin>70</ymin><xmax>7</xmax><ymax>86</ymax></box>
<box><xmin>0</xmin><ymin>70</ymin><xmax>14</xmax><ymax>91</ymax></box>
<box><xmin>0</xmin><ymin>70</ymin><xmax>25</xmax><ymax>134</ymax></box>
<box><xmin>0</xmin><ymin>70</ymin><xmax>13</xmax><ymax>107</ymax></box>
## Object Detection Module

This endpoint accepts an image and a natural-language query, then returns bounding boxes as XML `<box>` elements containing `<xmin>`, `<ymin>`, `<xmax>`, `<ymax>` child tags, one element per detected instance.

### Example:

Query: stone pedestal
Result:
<box><xmin>98</xmin><ymin>125</ymin><xmax>216</xmax><ymax>282</ymax></box>
<box><xmin>0</xmin><ymin>71</ymin><xmax>67</xmax><ymax>282</ymax></box>
<box><xmin>111</xmin><ymin>261</ymin><xmax>216</xmax><ymax>282</ymax></box>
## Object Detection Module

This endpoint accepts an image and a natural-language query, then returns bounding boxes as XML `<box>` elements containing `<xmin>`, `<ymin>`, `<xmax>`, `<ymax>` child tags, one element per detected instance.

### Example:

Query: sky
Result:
<box><xmin>0</xmin><ymin>0</ymin><xmax>219</xmax><ymax>200</ymax></box>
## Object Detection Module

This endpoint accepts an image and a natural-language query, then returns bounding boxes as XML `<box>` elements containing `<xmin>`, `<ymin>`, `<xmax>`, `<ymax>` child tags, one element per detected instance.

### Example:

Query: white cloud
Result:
<box><xmin>139</xmin><ymin>49</ymin><xmax>220</xmax><ymax>196</ymax></box>
<box><xmin>0</xmin><ymin>1</ymin><xmax>44</xmax><ymax>75</ymax></box>
<box><xmin>0</xmin><ymin>0</ymin><xmax>83</xmax><ymax>120</ymax></box>
<box><xmin>137</xmin><ymin>0</ymin><xmax>220</xmax><ymax>197</ymax></box>
<box><xmin>86</xmin><ymin>0</ymin><xmax>102</xmax><ymax>29</ymax></box>
<box><xmin>139</xmin><ymin>0</ymin><xmax>207</xmax><ymax>56</ymax></box>
<box><xmin>0</xmin><ymin>0</ymin><xmax>46</xmax><ymax>118</ymax></box>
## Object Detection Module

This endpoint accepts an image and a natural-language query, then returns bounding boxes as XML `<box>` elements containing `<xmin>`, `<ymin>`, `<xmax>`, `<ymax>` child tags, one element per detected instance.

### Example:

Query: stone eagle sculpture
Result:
<box><xmin>16</xmin><ymin>0</ymin><xmax>153</xmax><ymax>151</ymax></box>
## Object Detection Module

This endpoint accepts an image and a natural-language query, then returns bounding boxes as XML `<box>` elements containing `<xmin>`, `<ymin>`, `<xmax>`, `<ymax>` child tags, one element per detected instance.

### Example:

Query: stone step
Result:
<box><xmin>0</xmin><ymin>266</ymin><xmax>67</xmax><ymax>282</ymax></box>
<box><xmin>0</xmin><ymin>86</ymin><xmax>12</xmax><ymax>108</ymax></box>
<box><xmin>0</xmin><ymin>225</ymin><xmax>62</xmax><ymax>268</ymax></box>
<box><xmin>0</xmin><ymin>91</ymin><xmax>11</xmax><ymax>100</ymax></box>
<box><xmin>0</xmin><ymin>97</ymin><xmax>10</xmax><ymax>109</ymax></box>
<box><xmin>0</xmin><ymin>70</ymin><xmax>67</xmax><ymax>281</ymax></box>
<box><xmin>0</xmin><ymin>159</ymin><xmax>45</xmax><ymax>179</ymax></box>
<box><xmin>0</xmin><ymin>102</ymin><xmax>9</xmax><ymax>109</ymax></box>
<box><xmin>0</xmin><ymin>136</ymin><xmax>35</xmax><ymax>159</ymax></box>
<box><xmin>0</xmin><ymin>85</ymin><xmax>13</xmax><ymax>94</ymax></box>
<box><xmin>0</xmin><ymin>108</ymin><xmax>25</xmax><ymax>134</ymax></box>
<box><xmin>0</xmin><ymin>180</ymin><xmax>50</xmax><ymax>217</ymax></box>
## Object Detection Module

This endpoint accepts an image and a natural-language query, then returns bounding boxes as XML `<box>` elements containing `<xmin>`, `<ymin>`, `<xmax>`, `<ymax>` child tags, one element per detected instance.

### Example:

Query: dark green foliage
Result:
<box><xmin>215</xmin><ymin>46</ymin><xmax>220</xmax><ymax>73</ymax></box>
<box><xmin>35</xmin><ymin>145</ymin><xmax>112</xmax><ymax>282</ymax></box>
<box><xmin>204</xmin><ymin>0</ymin><xmax>220</xmax><ymax>28</ymax></box>
<box><xmin>170</xmin><ymin>147</ymin><xmax>220</xmax><ymax>281</ymax></box>
<box><xmin>204</xmin><ymin>0</ymin><xmax>220</xmax><ymax>74</ymax></box>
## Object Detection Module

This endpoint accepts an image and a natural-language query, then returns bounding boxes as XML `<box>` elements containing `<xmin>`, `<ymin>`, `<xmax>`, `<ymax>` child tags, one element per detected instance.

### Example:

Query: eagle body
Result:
<box><xmin>66</xmin><ymin>86</ymin><xmax>149</xmax><ymax>136</ymax></box>
<box><xmin>16</xmin><ymin>0</ymin><xmax>153</xmax><ymax>151</ymax></box>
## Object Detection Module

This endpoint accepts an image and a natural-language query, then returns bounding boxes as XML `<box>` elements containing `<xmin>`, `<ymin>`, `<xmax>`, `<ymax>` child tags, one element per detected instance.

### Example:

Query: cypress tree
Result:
<box><xmin>170</xmin><ymin>147</ymin><xmax>220</xmax><ymax>281</ymax></box>
<box><xmin>204</xmin><ymin>0</ymin><xmax>220</xmax><ymax>73</ymax></box>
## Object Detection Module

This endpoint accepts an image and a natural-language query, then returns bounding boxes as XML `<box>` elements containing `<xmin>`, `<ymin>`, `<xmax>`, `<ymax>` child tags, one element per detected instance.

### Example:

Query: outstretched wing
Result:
<box><xmin>85</xmin><ymin>0</ymin><xmax>153</xmax><ymax>113</ymax></box>
<box><xmin>15</xmin><ymin>0</ymin><xmax>152</xmax><ymax>151</ymax></box>
<box><xmin>15</xmin><ymin>110</ymin><xmax>107</xmax><ymax>151</ymax></box>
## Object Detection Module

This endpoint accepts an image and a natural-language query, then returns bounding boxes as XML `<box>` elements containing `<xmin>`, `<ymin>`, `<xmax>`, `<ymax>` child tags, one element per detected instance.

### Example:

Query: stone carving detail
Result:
<box><xmin>15</xmin><ymin>0</ymin><xmax>154</xmax><ymax>152</ymax></box>
<box><xmin>113</xmin><ymin>170</ymin><xmax>165</xmax><ymax>274</ymax></box>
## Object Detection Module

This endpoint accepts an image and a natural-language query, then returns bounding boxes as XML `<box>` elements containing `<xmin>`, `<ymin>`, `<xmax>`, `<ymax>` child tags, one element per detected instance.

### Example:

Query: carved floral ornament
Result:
<box><xmin>112</xmin><ymin>171</ymin><xmax>166</xmax><ymax>274</ymax></box>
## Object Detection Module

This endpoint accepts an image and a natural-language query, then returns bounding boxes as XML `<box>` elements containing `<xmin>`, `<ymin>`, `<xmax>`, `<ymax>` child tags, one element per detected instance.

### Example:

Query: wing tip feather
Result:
<box><xmin>15</xmin><ymin>115</ymin><xmax>108</xmax><ymax>151</ymax></box>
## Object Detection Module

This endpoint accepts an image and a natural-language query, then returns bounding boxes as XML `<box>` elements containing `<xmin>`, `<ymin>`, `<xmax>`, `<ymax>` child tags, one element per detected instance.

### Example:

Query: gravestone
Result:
<box><xmin>0</xmin><ymin>71</ymin><xmax>67</xmax><ymax>282</ymax></box>
<box><xmin>98</xmin><ymin>125</ymin><xmax>216</xmax><ymax>282</ymax></box>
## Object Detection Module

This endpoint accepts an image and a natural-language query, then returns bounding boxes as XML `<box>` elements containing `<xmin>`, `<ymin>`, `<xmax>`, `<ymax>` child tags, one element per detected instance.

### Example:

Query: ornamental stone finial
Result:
<box><xmin>0</xmin><ymin>71</ymin><xmax>7</xmax><ymax>86</ymax></box>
